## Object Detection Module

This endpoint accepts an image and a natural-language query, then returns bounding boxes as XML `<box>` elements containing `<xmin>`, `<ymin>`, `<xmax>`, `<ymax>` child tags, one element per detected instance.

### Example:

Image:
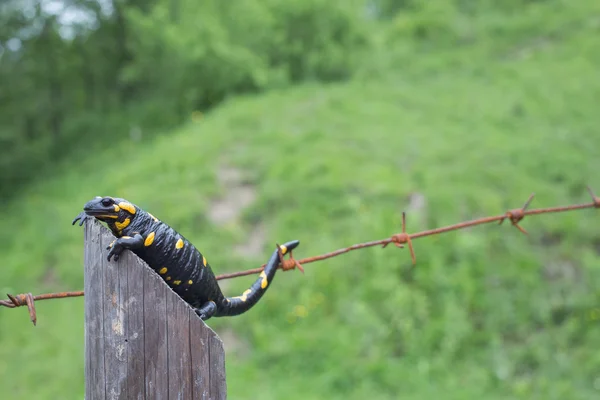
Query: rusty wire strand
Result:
<box><xmin>2</xmin><ymin>189</ymin><xmax>598</xmax><ymax>325</ymax></box>
<box><xmin>0</xmin><ymin>291</ymin><xmax>84</xmax><ymax>325</ymax></box>
<box><xmin>214</xmin><ymin>194</ymin><xmax>599</xmax><ymax>279</ymax></box>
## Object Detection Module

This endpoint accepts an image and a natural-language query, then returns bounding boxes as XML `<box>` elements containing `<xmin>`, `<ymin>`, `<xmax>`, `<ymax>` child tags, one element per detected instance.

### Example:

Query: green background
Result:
<box><xmin>1</xmin><ymin>1</ymin><xmax>599</xmax><ymax>399</ymax></box>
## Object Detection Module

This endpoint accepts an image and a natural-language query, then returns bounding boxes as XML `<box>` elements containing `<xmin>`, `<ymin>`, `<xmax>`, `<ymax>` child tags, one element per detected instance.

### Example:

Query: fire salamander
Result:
<box><xmin>72</xmin><ymin>196</ymin><xmax>300</xmax><ymax>321</ymax></box>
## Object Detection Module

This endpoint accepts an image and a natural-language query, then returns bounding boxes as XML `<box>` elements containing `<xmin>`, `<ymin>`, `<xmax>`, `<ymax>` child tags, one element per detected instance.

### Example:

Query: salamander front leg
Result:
<box><xmin>106</xmin><ymin>233</ymin><xmax>144</xmax><ymax>262</ymax></box>
<box><xmin>194</xmin><ymin>301</ymin><xmax>217</xmax><ymax>321</ymax></box>
<box><xmin>71</xmin><ymin>211</ymin><xmax>89</xmax><ymax>226</ymax></box>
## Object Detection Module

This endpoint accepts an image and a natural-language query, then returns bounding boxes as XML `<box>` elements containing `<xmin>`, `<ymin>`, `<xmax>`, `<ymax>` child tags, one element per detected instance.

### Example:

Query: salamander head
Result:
<box><xmin>82</xmin><ymin>196</ymin><xmax>138</xmax><ymax>223</ymax></box>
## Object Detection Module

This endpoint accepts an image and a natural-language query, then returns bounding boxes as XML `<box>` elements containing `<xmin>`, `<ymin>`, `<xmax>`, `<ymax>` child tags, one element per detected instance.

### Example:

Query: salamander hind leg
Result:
<box><xmin>194</xmin><ymin>301</ymin><xmax>217</xmax><ymax>321</ymax></box>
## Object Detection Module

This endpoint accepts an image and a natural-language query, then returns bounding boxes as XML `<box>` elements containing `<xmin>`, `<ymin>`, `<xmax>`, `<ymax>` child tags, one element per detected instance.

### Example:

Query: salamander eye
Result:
<box><xmin>101</xmin><ymin>198</ymin><xmax>113</xmax><ymax>207</ymax></box>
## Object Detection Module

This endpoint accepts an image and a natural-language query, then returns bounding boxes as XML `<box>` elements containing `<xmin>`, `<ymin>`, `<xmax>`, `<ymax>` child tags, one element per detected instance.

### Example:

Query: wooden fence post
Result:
<box><xmin>84</xmin><ymin>219</ymin><xmax>227</xmax><ymax>400</ymax></box>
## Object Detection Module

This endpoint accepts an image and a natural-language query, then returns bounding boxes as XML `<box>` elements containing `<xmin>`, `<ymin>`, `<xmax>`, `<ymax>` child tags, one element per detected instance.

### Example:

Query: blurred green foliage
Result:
<box><xmin>0</xmin><ymin>0</ymin><xmax>371</xmax><ymax>196</ymax></box>
<box><xmin>1</xmin><ymin>0</ymin><xmax>600</xmax><ymax>399</ymax></box>
<box><xmin>3</xmin><ymin>0</ymin><xmax>595</xmax><ymax>196</ymax></box>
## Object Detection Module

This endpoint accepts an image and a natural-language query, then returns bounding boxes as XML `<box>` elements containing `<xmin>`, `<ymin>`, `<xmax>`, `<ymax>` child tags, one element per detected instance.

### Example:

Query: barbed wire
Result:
<box><xmin>2</xmin><ymin>187</ymin><xmax>599</xmax><ymax>325</ymax></box>
<box><xmin>0</xmin><ymin>291</ymin><xmax>84</xmax><ymax>326</ymax></box>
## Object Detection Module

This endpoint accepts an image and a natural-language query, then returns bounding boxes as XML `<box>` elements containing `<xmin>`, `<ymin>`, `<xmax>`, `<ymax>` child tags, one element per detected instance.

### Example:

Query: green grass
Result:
<box><xmin>2</xmin><ymin>4</ymin><xmax>600</xmax><ymax>399</ymax></box>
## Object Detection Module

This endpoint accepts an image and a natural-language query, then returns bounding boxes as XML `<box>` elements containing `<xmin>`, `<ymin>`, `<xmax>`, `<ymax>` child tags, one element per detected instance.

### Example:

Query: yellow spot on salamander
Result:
<box><xmin>188</xmin><ymin>280</ymin><xmax>193</xmax><ymax>285</ymax></box>
<box><xmin>113</xmin><ymin>204</ymin><xmax>120</xmax><ymax>212</ymax></box>
<box><xmin>233</xmin><ymin>289</ymin><xmax>252</xmax><ymax>302</ymax></box>
<box><xmin>98</xmin><ymin>215</ymin><xmax>119</xmax><ymax>219</ymax></box>
<box><xmin>175</xmin><ymin>239</ymin><xmax>184</xmax><ymax>249</ymax></box>
<box><xmin>118</xmin><ymin>202</ymin><xmax>136</xmax><ymax>215</ymax></box>
<box><xmin>115</xmin><ymin>218</ymin><xmax>130</xmax><ymax>231</ymax></box>
<box><xmin>260</xmin><ymin>271</ymin><xmax>269</xmax><ymax>289</ymax></box>
<box><xmin>202</xmin><ymin>256</ymin><xmax>207</xmax><ymax>267</ymax></box>
<box><xmin>173</xmin><ymin>280</ymin><xmax>181</xmax><ymax>285</ymax></box>
<box><xmin>144</xmin><ymin>232</ymin><xmax>155</xmax><ymax>247</ymax></box>
<box><xmin>148</xmin><ymin>212</ymin><xmax>159</xmax><ymax>222</ymax></box>
<box><xmin>166</xmin><ymin>276</ymin><xmax>171</xmax><ymax>281</ymax></box>
<box><xmin>280</xmin><ymin>244</ymin><xmax>288</xmax><ymax>255</ymax></box>
<box><xmin>159</xmin><ymin>267</ymin><xmax>167</xmax><ymax>275</ymax></box>
<box><xmin>122</xmin><ymin>236</ymin><xmax>131</xmax><ymax>239</ymax></box>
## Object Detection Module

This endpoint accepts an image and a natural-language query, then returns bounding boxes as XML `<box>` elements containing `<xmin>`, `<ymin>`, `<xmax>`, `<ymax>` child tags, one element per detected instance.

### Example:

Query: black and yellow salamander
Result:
<box><xmin>72</xmin><ymin>196</ymin><xmax>299</xmax><ymax>321</ymax></box>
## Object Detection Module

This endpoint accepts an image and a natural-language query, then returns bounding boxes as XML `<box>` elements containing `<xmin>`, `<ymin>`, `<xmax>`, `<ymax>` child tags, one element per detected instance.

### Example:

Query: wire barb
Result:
<box><xmin>277</xmin><ymin>243</ymin><xmax>305</xmax><ymax>273</ymax></box>
<box><xmin>0</xmin><ymin>291</ymin><xmax>84</xmax><ymax>325</ymax></box>
<box><xmin>382</xmin><ymin>212</ymin><xmax>416</xmax><ymax>264</ymax></box>
<box><xmin>2</xmin><ymin>187</ymin><xmax>599</xmax><ymax>325</ymax></box>
<box><xmin>587</xmin><ymin>186</ymin><xmax>600</xmax><ymax>208</ymax></box>
<box><xmin>499</xmin><ymin>193</ymin><xmax>535</xmax><ymax>235</ymax></box>
<box><xmin>4</xmin><ymin>293</ymin><xmax>37</xmax><ymax>325</ymax></box>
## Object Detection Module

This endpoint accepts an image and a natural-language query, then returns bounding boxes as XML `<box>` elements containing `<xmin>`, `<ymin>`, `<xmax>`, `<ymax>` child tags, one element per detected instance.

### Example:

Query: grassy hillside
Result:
<box><xmin>1</xmin><ymin>4</ymin><xmax>600</xmax><ymax>399</ymax></box>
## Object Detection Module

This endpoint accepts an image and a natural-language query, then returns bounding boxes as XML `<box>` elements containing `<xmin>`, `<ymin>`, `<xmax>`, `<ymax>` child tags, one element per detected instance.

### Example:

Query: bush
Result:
<box><xmin>0</xmin><ymin>1</ymin><xmax>374</xmax><ymax>198</ymax></box>
<box><xmin>122</xmin><ymin>0</ymin><xmax>372</xmax><ymax>111</ymax></box>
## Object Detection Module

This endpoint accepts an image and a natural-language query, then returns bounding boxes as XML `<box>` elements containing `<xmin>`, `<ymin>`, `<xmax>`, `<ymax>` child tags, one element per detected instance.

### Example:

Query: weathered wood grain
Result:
<box><xmin>101</xmin><ymin>225</ymin><xmax>128</xmax><ymax>400</ymax></box>
<box><xmin>143</xmin><ymin>264</ymin><xmax>168</xmax><ymax>400</ymax></box>
<box><xmin>189</xmin><ymin>311</ymin><xmax>211</xmax><ymax>400</ymax></box>
<box><xmin>84</xmin><ymin>219</ymin><xmax>227</xmax><ymax>399</ymax></box>
<box><xmin>85</xmin><ymin>221</ymin><xmax>106</xmax><ymax>400</ymax></box>
<box><xmin>166</xmin><ymin>289</ymin><xmax>192</xmax><ymax>399</ymax></box>
<box><xmin>208</xmin><ymin>333</ymin><xmax>226</xmax><ymax>400</ymax></box>
<box><xmin>125</xmin><ymin>253</ymin><xmax>146</xmax><ymax>400</ymax></box>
